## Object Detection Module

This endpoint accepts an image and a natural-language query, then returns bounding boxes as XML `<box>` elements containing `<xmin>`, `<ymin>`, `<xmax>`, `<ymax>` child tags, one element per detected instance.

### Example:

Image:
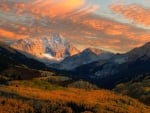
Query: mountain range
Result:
<box><xmin>0</xmin><ymin>36</ymin><xmax>150</xmax><ymax>112</ymax></box>
<box><xmin>51</xmin><ymin>48</ymin><xmax>114</xmax><ymax>70</ymax></box>
<box><xmin>71</xmin><ymin>42</ymin><xmax>150</xmax><ymax>88</ymax></box>
<box><xmin>1</xmin><ymin>34</ymin><xmax>150</xmax><ymax>89</ymax></box>
<box><xmin>10</xmin><ymin>33</ymin><xmax>114</xmax><ymax>70</ymax></box>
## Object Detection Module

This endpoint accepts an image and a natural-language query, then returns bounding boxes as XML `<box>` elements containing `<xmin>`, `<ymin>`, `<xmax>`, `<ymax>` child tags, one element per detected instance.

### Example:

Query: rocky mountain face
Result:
<box><xmin>10</xmin><ymin>33</ymin><xmax>80</xmax><ymax>63</ymax></box>
<box><xmin>0</xmin><ymin>41</ymin><xmax>48</xmax><ymax>71</ymax></box>
<box><xmin>51</xmin><ymin>48</ymin><xmax>114</xmax><ymax>70</ymax></box>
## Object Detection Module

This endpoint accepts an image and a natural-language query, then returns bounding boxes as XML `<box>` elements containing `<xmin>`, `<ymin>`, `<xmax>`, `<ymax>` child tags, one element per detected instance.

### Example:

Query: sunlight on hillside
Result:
<box><xmin>0</xmin><ymin>83</ymin><xmax>150</xmax><ymax>113</ymax></box>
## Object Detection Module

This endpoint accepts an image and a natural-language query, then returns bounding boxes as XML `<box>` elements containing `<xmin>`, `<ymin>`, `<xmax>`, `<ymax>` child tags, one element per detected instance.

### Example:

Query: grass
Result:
<box><xmin>0</xmin><ymin>83</ymin><xmax>150</xmax><ymax>113</ymax></box>
<box><xmin>10</xmin><ymin>79</ymin><xmax>64</xmax><ymax>91</ymax></box>
<box><xmin>0</xmin><ymin>97</ymin><xmax>33</xmax><ymax>113</ymax></box>
<box><xmin>114</xmin><ymin>75</ymin><xmax>150</xmax><ymax>105</ymax></box>
<box><xmin>0</xmin><ymin>72</ymin><xmax>150</xmax><ymax>113</ymax></box>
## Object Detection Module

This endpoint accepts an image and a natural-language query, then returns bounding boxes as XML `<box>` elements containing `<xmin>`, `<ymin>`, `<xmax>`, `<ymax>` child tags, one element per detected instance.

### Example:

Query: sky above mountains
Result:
<box><xmin>0</xmin><ymin>0</ymin><xmax>150</xmax><ymax>53</ymax></box>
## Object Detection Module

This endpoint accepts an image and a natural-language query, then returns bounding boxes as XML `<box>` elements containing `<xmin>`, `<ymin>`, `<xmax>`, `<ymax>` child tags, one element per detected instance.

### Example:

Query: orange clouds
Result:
<box><xmin>0</xmin><ymin>0</ymin><xmax>86</xmax><ymax>17</ymax></box>
<box><xmin>0</xmin><ymin>1</ymin><xmax>149</xmax><ymax>53</ymax></box>
<box><xmin>74</xmin><ymin>16</ymin><xmax>150</xmax><ymax>52</ymax></box>
<box><xmin>0</xmin><ymin>3</ymin><xmax>10</xmax><ymax>12</ymax></box>
<box><xmin>0</xmin><ymin>0</ymin><xmax>99</xmax><ymax>18</ymax></box>
<box><xmin>0</xmin><ymin>28</ymin><xmax>27</xmax><ymax>40</ymax></box>
<box><xmin>30</xmin><ymin>0</ymin><xmax>85</xmax><ymax>17</ymax></box>
<box><xmin>110</xmin><ymin>4</ymin><xmax>150</xmax><ymax>26</ymax></box>
<box><xmin>82</xmin><ymin>18</ymin><xmax>129</xmax><ymax>35</ymax></box>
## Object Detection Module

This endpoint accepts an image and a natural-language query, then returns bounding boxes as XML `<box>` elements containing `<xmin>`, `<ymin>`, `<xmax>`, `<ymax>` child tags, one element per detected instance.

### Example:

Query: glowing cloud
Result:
<box><xmin>29</xmin><ymin>0</ymin><xmax>85</xmax><ymax>17</ymax></box>
<box><xmin>0</xmin><ymin>28</ymin><xmax>27</xmax><ymax>40</ymax></box>
<box><xmin>110</xmin><ymin>3</ymin><xmax>150</xmax><ymax>26</ymax></box>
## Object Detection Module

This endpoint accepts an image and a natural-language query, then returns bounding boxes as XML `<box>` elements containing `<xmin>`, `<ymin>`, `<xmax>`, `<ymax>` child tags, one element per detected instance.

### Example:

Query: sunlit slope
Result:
<box><xmin>0</xmin><ymin>82</ymin><xmax>150</xmax><ymax>113</ymax></box>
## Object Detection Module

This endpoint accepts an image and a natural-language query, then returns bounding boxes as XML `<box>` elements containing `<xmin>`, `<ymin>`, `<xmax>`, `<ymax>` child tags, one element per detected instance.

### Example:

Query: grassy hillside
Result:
<box><xmin>0</xmin><ymin>64</ymin><xmax>98</xmax><ymax>90</ymax></box>
<box><xmin>0</xmin><ymin>80</ymin><xmax>150</xmax><ymax>113</ymax></box>
<box><xmin>0</xmin><ymin>97</ymin><xmax>33</xmax><ymax>113</ymax></box>
<box><xmin>0</xmin><ymin>62</ymin><xmax>150</xmax><ymax>113</ymax></box>
<box><xmin>114</xmin><ymin>74</ymin><xmax>150</xmax><ymax>106</ymax></box>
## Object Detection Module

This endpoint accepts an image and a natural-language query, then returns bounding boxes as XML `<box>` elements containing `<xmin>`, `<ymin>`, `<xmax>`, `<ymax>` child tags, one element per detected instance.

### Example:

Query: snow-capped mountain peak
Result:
<box><xmin>51</xmin><ymin>33</ymin><xmax>63</xmax><ymax>44</ymax></box>
<box><xmin>10</xmin><ymin>33</ymin><xmax>80</xmax><ymax>63</ymax></box>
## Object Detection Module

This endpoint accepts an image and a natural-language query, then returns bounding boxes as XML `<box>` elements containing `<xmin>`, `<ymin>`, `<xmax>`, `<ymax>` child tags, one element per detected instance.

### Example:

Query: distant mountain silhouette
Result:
<box><xmin>70</xmin><ymin>42</ymin><xmax>150</xmax><ymax>88</ymax></box>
